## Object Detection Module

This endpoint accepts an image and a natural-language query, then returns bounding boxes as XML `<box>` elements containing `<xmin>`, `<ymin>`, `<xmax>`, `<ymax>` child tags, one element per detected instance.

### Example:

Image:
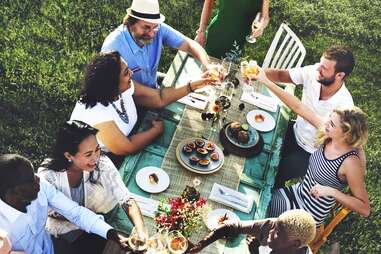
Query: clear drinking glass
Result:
<box><xmin>246</xmin><ymin>12</ymin><xmax>262</xmax><ymax>43</ymax></box>
<box><xmin>146</xmin><ymin>228</ymin><xmax>168</xmax><ymax>254</ymax></box>
<box><xmin>127</xmin><ymin>227</ymin><xmax>149</xmax><ymax>252</ymax></box>
<box><xmin>167</xmin><ymin>230</ymin><xmax>188</xmax><ymax>254</ymax></box>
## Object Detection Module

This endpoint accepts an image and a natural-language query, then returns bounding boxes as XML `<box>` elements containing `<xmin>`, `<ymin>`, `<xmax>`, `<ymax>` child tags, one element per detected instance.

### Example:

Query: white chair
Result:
<box><xmin>262</xmin><ymin>23</ymin><xmax>306</xmax><ymax>69</ymax></box>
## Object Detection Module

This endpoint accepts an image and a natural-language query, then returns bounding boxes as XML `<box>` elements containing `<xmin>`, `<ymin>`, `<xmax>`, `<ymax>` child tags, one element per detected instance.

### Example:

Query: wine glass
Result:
<box><xmin>167</xmin><ymin>230</ymin><xmax>188</xmax><ymax>254</ymax></box>
<box><xmin>146</xmin><ymin>228</ymin><xmax>168</xmax><ymax>254</ymax></box>
<box><xmin>246</xmin><ymin>12</ymin><xmax>262</xmax><ymax>43</ymax></box>
<box><xmin>127</xmin><ymin>227</ymin><xmax>149</xmax><ymax>252</ymax></box>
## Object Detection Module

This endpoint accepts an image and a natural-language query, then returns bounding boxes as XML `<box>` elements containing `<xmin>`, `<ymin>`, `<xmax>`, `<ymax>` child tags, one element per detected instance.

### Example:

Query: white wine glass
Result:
<box><xmin>146</xmin><ymin>229</ymin><xmax>168</xmax><ymax>254</ymax></box>
<box><xmin>127</xmin><ymin>226</ymin><xmax>149</xmax><ymax>252</ymax></box>
<box><xmin>246</xmin><ymin>12</ymin><xmax>262</xmax><ymax>43</ymax></box>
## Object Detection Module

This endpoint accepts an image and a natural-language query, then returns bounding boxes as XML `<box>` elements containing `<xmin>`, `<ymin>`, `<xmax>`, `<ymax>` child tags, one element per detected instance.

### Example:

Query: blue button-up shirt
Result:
<box><xmin>101</xmin><ymin>23</ymin><xmax>186</xmax><ymax>88</ymax></box>
<box><xmin>0</xmin><ymin>178</ymin><xmax>112</xmax><ymax>254</ymax></box>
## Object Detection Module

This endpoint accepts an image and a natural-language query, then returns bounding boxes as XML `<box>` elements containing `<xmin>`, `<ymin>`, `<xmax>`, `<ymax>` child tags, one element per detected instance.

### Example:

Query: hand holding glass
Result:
<box><xmin>127</xmin><ymin>227</ymin><xmax>149</xmax><ymax>251</ymax></box>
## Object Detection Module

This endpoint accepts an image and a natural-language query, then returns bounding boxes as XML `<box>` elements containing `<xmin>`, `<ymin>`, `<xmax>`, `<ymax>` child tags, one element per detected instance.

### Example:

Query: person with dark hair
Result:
<box><xmin>189</xmin><ymin>210</ymin><xmax>316</xmax><ymax>254</ymax></box>
<box><xmin>251</xmin><ymin>67</ymin><xmax>370</xmax><ymax>226</ymax></box>
<box><xmin>195</xmin><ymin>0</ymin><xmax>270</xmax><ymax>59</ymax></box>
<box><xmin>101</xmin><ymin>0</ymin><xmax>212</xmax><ymax>89</ymax></box>
<box><xmin>263</xmin><ymin>45</ymin><xmax>362</xmax><ymax>188</ymax></box>
<box><xmin>70</xmin><ymin>51</ymin><xmax>214</xmax><ymax>164</ymax></box>
<box><xmin>0</xmin><ymin>154</ymin><xmax>130</xmax><ymax>254</ymax></box>
<box><xmin>37</xmin><ymin>120</ymin><xmax>145</xmax><ymax>254</ymax></box>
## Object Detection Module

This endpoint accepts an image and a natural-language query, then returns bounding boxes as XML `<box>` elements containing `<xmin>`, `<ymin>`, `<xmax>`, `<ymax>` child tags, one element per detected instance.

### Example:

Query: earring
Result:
<box><xmin>68</xmin><ymin>159</ymin><xmax>72</xmax><ymax>163</ymax></box>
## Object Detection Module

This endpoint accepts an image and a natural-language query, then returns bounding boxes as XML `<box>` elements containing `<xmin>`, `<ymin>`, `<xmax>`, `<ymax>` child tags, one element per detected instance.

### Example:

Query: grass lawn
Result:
<box><xmin>0</xmin><ymin>0</ymin><xmax>380</xmax><ymax>253</ymax></box>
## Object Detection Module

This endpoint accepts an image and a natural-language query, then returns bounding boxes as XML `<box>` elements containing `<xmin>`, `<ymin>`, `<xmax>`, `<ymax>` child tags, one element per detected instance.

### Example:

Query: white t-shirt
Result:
<box><xmin>289</xmin><ymin>64</ymin><xmax>354</xmax><ymax>153</ymax></box>
<box><xmin>70</xmin><ymin>83</ymin><xmax>138</xmax><ymax>152</ymax></box>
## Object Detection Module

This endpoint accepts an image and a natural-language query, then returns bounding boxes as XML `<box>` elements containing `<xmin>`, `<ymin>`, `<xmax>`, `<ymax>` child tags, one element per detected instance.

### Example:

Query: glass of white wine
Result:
<box><xmin>127</xmin><ymin>227</ymin><xmax>149</xmax><ymax>252</ymax></box>
<box><xmin>246</xmin><ymin>12</ymin><xmax>262</xmax><ymax>43</ymax></box>
<box><xmin>146</xmin><ymin>228</ymin><xmax>168</xmax><ymax>254</ymax></box>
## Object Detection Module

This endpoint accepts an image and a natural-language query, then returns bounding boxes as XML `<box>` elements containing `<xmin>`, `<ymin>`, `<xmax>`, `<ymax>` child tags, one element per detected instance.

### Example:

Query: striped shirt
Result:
<box><xmin>269</xmin><ymin>145</ymin><xmax>358</xmax><ymax>226</ymax></box>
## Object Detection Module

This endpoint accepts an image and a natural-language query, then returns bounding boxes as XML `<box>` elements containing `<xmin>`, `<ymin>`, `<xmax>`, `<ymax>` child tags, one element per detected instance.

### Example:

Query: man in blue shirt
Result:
<box><xmin>102</xmin><ymin>0</ymin><xmax>211</xmax><ymax>89</ymax></box>
<box><xmin>0</xmin><ymin>154</ymin><xmax>129</xmax><ymax>254</ymax></box>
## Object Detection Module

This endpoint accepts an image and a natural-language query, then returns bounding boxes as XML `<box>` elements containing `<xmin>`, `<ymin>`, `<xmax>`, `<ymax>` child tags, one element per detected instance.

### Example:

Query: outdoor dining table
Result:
<box><xmin>103</xmin><ymin>52</ymin><xmax>295</xmax><ymax>254</ymax></box>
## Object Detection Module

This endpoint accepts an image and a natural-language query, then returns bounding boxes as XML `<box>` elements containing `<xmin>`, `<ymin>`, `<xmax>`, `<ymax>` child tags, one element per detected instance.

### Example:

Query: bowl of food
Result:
<box><xmin>167</xmin><ymin>231</ymin><xmax>188</xmax><ymax>254</ymax></box>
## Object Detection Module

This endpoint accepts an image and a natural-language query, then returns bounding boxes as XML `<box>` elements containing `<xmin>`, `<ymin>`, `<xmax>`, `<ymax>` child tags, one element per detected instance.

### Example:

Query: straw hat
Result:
<box><xmin>126</xmin><ymin>0</ymin><xmax>165</xmax><ymax>24</ymax></box>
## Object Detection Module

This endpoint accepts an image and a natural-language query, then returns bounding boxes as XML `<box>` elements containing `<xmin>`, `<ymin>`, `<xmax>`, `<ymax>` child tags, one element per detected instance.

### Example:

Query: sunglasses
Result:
<box><xmin>141</xmin><ymin>24</ymin><xmax>160</xmax><ymax>34</ymax></box>
<box><xmin>123</xmin><ymin>66</ymin><xmax>141</xmax><ymax>77</ymax></box>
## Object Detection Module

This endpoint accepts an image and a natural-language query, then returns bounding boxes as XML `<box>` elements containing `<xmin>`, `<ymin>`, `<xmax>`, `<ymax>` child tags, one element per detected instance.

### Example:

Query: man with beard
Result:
<box><xmin>0</xmin><ymin>154</ymin><xmax>130</xmax><ymax>254</ymax></box>
<box><xmin>101</xmin><ymin>0</ymin><xmax>211</xmax><ymax>89</ymax></box>
<box><xmin>263</xmin><ymin>45</ymin><xmax>356</xmax><ymax>188</ymax></box>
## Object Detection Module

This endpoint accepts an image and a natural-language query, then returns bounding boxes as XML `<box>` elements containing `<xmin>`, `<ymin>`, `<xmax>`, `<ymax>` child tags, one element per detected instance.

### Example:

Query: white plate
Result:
<box><xmin>206</xmin><ymin>208</ymin><xmax>240</xmax><ymax>231</ymax></box>
<box><xmin>246</xmin><ymin>109</ymin><xmax>276</xmax><ymax>132</ymax></box>
<box><xmin>135</xmin><ymin>167</ymin><xmax>170</xmax><ymax>194</ymax></box>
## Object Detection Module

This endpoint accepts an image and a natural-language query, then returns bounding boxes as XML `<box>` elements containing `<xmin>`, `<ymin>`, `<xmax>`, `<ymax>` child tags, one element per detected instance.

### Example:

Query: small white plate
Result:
<box><xmin>206</xmin><ymin>208</ymin><xmax>239</xmax><ymax>231</ymax></box>
<box><xmin>246</xmin><ymin>109</ymin><xmax>276</xmax><ymax>132</ymax></box>
<box><xmin>135</xmin><ymin>167</ymin><xmax>170</xmax><ymax>194</ymax></box>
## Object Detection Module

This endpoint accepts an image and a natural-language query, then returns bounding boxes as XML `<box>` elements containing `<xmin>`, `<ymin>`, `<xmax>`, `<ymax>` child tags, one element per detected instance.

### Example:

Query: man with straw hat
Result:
<box><xmin>102</xmin><ymin>0</ymin><xmax>211</xmax><ymax>89</ymax></box>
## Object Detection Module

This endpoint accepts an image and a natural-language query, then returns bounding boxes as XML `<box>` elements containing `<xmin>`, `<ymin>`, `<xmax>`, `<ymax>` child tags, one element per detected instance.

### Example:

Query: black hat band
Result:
<box><xmin>131</xmin><ymin>9</ymin><xmax>161</xmax><ymax>19</ymax></box>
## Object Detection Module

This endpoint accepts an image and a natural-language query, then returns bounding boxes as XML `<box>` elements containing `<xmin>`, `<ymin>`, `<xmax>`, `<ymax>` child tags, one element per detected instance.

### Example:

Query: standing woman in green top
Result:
<box><xmin>196</xmin><ymin>0</ymin><xmax>270</xmax><ymax>59</ymax></box>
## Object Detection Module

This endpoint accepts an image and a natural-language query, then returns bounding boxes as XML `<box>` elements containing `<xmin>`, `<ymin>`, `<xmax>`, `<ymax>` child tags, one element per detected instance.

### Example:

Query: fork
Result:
<box><xmin>217</xmin><ymin>187</ymin><xmax>247</xmax><ymax>204</ymax></box>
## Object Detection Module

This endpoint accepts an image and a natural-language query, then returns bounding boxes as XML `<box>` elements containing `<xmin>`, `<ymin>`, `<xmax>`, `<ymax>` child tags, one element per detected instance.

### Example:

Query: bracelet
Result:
<box><xmin>196</xmin><ymin>28</ymin><xmax>206</xmax><ymax>34</ymax></box>
<box><xmin>187</xmin><ymin>80</ymin><xmax>195</xmax><ymax>93</ymax></box>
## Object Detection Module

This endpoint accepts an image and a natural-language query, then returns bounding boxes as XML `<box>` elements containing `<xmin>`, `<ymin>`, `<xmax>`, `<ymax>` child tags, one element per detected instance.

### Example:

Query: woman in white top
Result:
<box><xmin>38</xmin><ymin>120</ymin><xmax>144</xmax><ymax>254</ymax></box>
<box><xmin>70</xmin><ymin>51</ymin><xmax>214</xmax><ymax>160</ymax></box>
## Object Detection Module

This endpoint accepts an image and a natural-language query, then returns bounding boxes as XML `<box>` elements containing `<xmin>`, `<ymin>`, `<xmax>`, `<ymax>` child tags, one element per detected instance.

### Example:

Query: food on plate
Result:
<box><xmin>205</xmin><ymin>142</ymin><xmax>215</xmax><ymax>152</ymax></box>
<box><xmin>254</xmin><ymin>114</ymin><xmax>265</xmax><ymax>122</ymax></box>
<box><xmin>210</xmin><ymin>152</ymin><xmax>219</xmax><ymax>161</ymax></box>
<box><xmin>182</xmin><ymin>145</ymin><xmax>193</xmax><ymax>154</ymax></box>
<box><xmin>189</xmin><ymin>156</ymin><xmax>200</xmax><ymax>165</ymax></box>
<box><xmin>241</xmin><ymin>123</ymin><xmax>249</xmax><ymax>131</ymax></box>
<box><xmin>229</xmin><ymin>121</ymin><xmax>241</xmax><ymax>137</ymax></box>
<box><xmin>198</xmin><ymin>159</ymin><xmax>210</xmax><ymax>166</ymax></box>
<box><xmin>169</xmin><ymin>236</ymin><xmax>188</xmax><ymax>253</ymax></box>
<box><xmin>149</xmin><ymin>173</ymin><xmax>159</xmax><ymax>184</ymax></box>
<box><xmin>218</xmin><ymin>213</ymin><xmax>229</xmax><ymax>224</ymax></box>
<box><xmin>196</xmin><ymin>147</ymin><xmax>208</xmax><ymax>157</ymax></box>
<box><xmin>186</xmin><ymin>141</ymin><xmax>196</xmax><ymax>150</ymax></box>
<box><xmin>194</xmin><ymin>139</ymin><xmax>205</xmax><ymax>148</ymax></box>
<box><xmin>237</xmin><ymin>130</ymin><xmax>249</xmax><ymax>144</ymax></box>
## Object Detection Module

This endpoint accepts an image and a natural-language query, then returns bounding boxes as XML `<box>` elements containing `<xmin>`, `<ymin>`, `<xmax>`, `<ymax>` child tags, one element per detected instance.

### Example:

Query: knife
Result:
<box><xmin>189</xmin><ymin>95</ymin><xmax>207</xmax><ymax>102</ymax></box>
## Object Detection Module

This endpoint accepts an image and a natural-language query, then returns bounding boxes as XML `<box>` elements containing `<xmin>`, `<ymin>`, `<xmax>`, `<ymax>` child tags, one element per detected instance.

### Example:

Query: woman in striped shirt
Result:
<box><xmin>251</xmin><ymin>67</ymin><xmax>370</xmax><ymax>226</ymax></box>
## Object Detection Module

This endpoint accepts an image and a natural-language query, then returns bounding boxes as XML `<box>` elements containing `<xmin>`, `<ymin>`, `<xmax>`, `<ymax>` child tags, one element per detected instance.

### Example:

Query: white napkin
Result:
<box><xmin>130</xmin><ymin>193</ymin><xmax>159</xmax><ymax>218</ymax></box>
<box><xmin>209</xmin><ymin>183</ymin><xmax>255</xmax><ymax>213</ymax></box>
<box><xmin>177</xmin><ymin>92</ymin><xmax>209</xmax><ymax>110</ymax></box>
<box><xmin>240</xmin><ymin>87</ymin><xmax>278</xmax><ymax>113</ymax></box>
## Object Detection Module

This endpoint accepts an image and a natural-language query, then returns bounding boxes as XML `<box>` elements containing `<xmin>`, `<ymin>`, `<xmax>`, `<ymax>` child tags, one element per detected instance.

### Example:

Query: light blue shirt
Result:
<box><xmin>101</xmin><ymin>23</ymin><xmax>186</xmax><ymax>88</ymax></box>
<box><xmin>0</xmin><ymin>177</ymin><xmax>113</xmax><ymax>254</ymax></box>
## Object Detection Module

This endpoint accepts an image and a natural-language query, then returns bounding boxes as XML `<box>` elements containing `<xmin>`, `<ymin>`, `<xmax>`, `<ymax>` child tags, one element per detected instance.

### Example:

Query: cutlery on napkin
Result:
<box><xmin>240</xmin><ymin>89</ymin><xmax>278</xmax><ymax>112</ymax></box>
<box><xmin>209</xmin><ymin>183</ymin><xmax>255</xmax><ymax>213</ymax></box>
<box><xmin>177</xmin><ymin>92</ymin><xmax>209</xmax><ymax>110</ymax></box>
<box><xmin>130</xmin><ymin>193</ymin><xmax>159</xmax><ymax>218</ymax></box>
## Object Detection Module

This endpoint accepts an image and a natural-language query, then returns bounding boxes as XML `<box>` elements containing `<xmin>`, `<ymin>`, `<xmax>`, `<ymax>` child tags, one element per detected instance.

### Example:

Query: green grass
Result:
<box><xmin>0</xmin><ymin>0</ymin><xmax>380</xmax><ymax>253</ymax></box>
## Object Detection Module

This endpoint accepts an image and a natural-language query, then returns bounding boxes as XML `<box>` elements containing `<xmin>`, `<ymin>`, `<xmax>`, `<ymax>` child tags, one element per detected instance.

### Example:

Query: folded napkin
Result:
<box><xmin>130</xmin><ymin>193</ymin><xmax>159</xmax><ymax>218</ymax></box>
<box><xmin>177</xmin><ymin>92</ymin><xmax>209</xmax><ymax>110</ymax></box>
<box><xmin>209</xmin><ymin>183</ymin><xmax>255</xmax><ymax>213</ymax></box>
<box><xmin>240</xmin><ymin>87</ymin><xmax>278</xmax><ymax>113</ymax></box>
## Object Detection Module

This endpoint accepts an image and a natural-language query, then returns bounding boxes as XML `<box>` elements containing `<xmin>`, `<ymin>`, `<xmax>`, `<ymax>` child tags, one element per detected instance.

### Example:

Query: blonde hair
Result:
<box><xmin>316</xmin><ymin>106</ymin><xmax>368</xmax><ymax>148</ymax></box>
<box><xmin>278</xmin><ymin>209</ymin><xmax>316</xmax><ymax>246</ymax></box>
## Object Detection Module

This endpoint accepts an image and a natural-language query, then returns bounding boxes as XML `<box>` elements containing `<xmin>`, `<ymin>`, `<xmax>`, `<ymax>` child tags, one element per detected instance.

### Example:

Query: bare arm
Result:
<box><xmin>264</xmin><ymin>69</ymin><xmax>293</xmax><ymax>83</ymax></box>
<box><xmin>195</xmin><ymin>0</ymin><xmax>214</xmax><ymax>46</ymax></box>
<box><xmin>94</xmin><ymin>120</ymin><xmax>163</xmax><ymax>155</ymax></box>
<box><xmin>178</xmin><ymin>37</ymin><xmax>210</xmax><ymax>69</ymax></box>
<box><xmin>122</xmin><ymin>199</ymin><xmax>145</xmax><ymax>233</ymax></box>
<box><xmin>256</xmin><ymin>68</ymin><xmax>322</xmax><ymax>128</ymax></box>
<box><xmin>133</xmin><ymin>76</ymin><xmax>213</xmax><ymax>108</ymax></box>
<box><xmin>311</xmin><ymin>157</ymin><xmax>370</xmax><ymax>217</ymax></box>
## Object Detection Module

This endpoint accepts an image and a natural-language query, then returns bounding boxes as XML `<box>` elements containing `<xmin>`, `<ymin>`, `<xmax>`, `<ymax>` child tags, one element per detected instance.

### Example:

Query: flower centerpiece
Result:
<box><xmin>154</xmin><ymin>186</ymin><xmax>207</xmax><ymax>237</ymax></box>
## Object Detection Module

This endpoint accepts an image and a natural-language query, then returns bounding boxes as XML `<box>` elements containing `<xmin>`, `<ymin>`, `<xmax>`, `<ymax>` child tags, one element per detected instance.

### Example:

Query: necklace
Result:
<box><xmin>111</xmin><ymin>96</ymin><xmax>129</xmax><ymax>124</ymax></box>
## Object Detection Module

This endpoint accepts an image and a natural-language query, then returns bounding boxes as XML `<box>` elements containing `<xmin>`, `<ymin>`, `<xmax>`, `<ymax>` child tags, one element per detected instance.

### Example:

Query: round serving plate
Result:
<box><xmin>175</xmin><ymin>138</ymin><xmax>224</xmax><ymax>174</ymax></box>
<box><xmin>225</xmin><ymin>124</ymin><xmax>260</xmax><ymax>149</ymax></box>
